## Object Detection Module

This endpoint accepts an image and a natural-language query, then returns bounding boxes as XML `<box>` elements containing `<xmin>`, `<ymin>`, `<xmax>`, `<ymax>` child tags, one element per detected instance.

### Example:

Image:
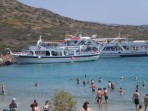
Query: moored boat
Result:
<box><xmin>7</xmin><ymin>37</ymin><xmax>99</xmax><ymax>64</ymax></box>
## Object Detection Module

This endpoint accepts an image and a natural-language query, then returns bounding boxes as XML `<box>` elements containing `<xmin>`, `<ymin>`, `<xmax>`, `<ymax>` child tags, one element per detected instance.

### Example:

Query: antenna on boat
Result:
<box><xmin>118</xmin><ymin>32</ymin><xmax>121</xmax><ymax>38</ymax></box>
<box><xmin>37</xmin><ymin>35</ymin><xmax>42</xmax><ymax>46</ymax></box>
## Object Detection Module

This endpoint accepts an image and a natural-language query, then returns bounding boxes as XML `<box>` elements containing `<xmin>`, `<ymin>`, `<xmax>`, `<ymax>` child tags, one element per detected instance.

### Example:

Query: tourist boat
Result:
<box><xmin>59</xmin><ymin>32</ymin><xmax>148</xmax><ymax>57</ymax></box>
<box><xmin>94</xmin><ymin>37</ymin><xmax>148</xmax><ymax>57</ymax></box>
<box><xmin>7</xmin><ymin>37</ymin><xmax>99</xmax><ymax>64</ymax></box>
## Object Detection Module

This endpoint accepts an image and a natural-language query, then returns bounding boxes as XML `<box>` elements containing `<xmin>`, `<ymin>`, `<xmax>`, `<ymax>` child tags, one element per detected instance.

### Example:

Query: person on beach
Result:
<box><xmin>79</xmin><ymin>101</ymin><xmax>93</xmax><ymax>111</ymax></box>
<box><xmin>144</xmin><ymin>94</ymin><xmax>148</xmax><ymax>111</ymax></box>
<box><xmin>9</xmin><ymin>98</ymin><xmax>17</xmax><ymax>111</ymax></box>
<box><xmin>118</xmin><ymin>87</ymin><xmax>124</xmax><ymax>95</ymax></box>
<box><xmin>138</xmin><ymin>104</ymin><xmax>143</xmax><ymax>111</ymax></box>
<box><xmin>133</xmin><ymin>90</ymin><xmax>140</xmax><ymax>111</ymax></box>
<box><xmin>103</xmin><ymin>87</ymin><xmax>108</xmax><ymax>104</ymax></box>
<box><xmin>76</xmin><ymin>78</ymin><xmax>80</xmax><ymax>84</ymax></box>
<box><xmin>143</xmin><ymin>81</ymin><xmax>146</xmax><ymax>88</ymax></box>
<box><xmin>43</xmin><ymin>100</ymin><xmax>49</xmax><ymax>111</ymax></box>
<box><xmin>1</xmin><ymin>83</ymin><xmax>5</xmax><ymax>94</ymax></box>
<box><xmin>96</xmin><ymin>88</ymin><xmax>102</xmax><ymax>107</ymax></box>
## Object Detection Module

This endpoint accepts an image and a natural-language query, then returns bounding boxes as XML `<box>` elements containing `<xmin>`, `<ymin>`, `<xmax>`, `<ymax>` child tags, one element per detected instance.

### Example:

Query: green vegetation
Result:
<box><xmin>51</xmin><ymin>90</ymin><xmax>77</xmax><ymax>111</ymax></box>
<box><xmin>0</xmin><ymin>0</ymin><xmax>148</xmax><ymax>51</ymax></box>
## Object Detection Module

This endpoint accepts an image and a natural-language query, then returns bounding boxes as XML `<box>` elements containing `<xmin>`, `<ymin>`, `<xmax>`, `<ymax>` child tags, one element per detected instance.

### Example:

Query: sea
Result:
<box><xmin>0</xmin><ymin>57</ymin><xmax>148</xmax><ymax>111</ymax></box>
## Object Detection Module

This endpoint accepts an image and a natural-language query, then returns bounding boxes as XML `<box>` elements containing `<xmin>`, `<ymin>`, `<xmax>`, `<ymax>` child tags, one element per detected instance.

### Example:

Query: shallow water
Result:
<box><xmin>0</xmin><ymin>57</ymin><xmax>148</xmax><ymax>111</ymax></box>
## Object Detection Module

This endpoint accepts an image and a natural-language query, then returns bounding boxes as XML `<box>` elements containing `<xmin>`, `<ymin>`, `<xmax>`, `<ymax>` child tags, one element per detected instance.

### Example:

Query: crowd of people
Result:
<box><xmin>76</xmin><ymin>75</ymin><xmax>148</xmax><ymax>111</ymax></box>
<box><xmin>1</xmin><ymin>75</ymin><xmax>148</xmax><ymax>111</ymax></box>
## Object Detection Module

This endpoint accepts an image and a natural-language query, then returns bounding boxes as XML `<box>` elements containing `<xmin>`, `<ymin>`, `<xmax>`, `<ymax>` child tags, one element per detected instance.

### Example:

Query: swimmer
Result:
<box><xmin>120</xmin><ymin>76</ymin><xmax>124</xmax><ymax>80</ymax></box>
<box><xmin>136</xmin><ymin>85</ymin><xmax>139</xmax><ymax>90</ymax></box>
<box><xmin>83</xmin><ymin>81</ymin><xmax>86</xmax><ymax>86</ymax></box>
<box><xmin>143</xmin><ymin>80</ymin><xmax>146</xmax><ymax>88</ymax></box>
<box><xmin>134</xmin><ymin>76</ymin><xmax>138</xmax><ymax>81</ymax></box>
<box><xmin>35</xmin><ymin>83</ymin><xmax>38</xmax><ymax>87</ymax></box>
<box><xmin>98</xmin><ymin>77</ymin><xmax>102</xmax><ymax>83</ymax></box>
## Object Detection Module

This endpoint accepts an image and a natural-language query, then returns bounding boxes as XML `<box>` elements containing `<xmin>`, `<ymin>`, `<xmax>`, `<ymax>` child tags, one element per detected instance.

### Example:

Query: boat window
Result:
<box><xmin>46</xmin><ymin>51</ymin><xmax>50</xmax><ymax>56</ymax></box>
<box><xmin>67</xmin><ymin>50</ymin><xmax>74</xmax><ymax>55</ymax></box>
<box><xmin>29</xmin><ymin>51</ymin><xmax>33</xmax><ymax>55</ymax></box>
<box><xmin>35</xmin><ymin>51</ymin><xmax>46</xmax><ymax>55</ymax></box>
<box><xmin>51</xmin><ymin>51</ymin><xmax>58</xmax><ymax>56</ymax></box>
<box><xmin>103</xmin><ymin>46</ymin><xmax>122</xmax><ymax>51</ymax></box>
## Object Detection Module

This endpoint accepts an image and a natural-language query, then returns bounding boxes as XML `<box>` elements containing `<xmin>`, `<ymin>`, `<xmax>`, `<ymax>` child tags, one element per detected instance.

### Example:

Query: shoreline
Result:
<box><xmin>0</xmin><ymin>54</ymin><xmax>16</xmax><ymax>66</ymax></box>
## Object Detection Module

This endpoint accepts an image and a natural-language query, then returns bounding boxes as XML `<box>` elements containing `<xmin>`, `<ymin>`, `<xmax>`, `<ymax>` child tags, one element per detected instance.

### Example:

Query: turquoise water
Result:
<box><xmin>0</xmin><ymin>57</ymin><xmax>148</xmax><ymax>111</ymax></box>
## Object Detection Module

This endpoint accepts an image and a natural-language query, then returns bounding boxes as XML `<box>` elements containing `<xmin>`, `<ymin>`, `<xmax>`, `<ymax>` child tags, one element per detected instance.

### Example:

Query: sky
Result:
<box><xmin>17</xmin><ymin>0</ymin><xmax>148</xmax><ymax>25</ymax></box>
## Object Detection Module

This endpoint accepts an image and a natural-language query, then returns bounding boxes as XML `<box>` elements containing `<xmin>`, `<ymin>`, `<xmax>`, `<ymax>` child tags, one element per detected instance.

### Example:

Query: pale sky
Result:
<box><xmin>17</xmin><ymin>0</ymin><xmax>148</xmax><ymax>25</ymax></box>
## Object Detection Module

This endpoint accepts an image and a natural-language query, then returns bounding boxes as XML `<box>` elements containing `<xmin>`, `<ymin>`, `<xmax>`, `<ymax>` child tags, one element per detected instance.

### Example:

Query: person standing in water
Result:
<box><xmin>43</xmin><ymin>100</ymin><xmax>49</xmax><ymax>111</ymax></box>
<box><xmin>143</xmin><ymin>81</ymin><xmax>146</xmax><ymax>88</ymax></box>
<box><xmin>133</xmin><ymin>90</ymin><xmax>140</xmax><ymax>111</ymax></box>
<box><xmin>79</xmin><ymin>101</ymin><xmax>93</xmax><ymax>111</ymax></box>
<box><xmin>138</xmin><ymin>104</ymin><xmax>143</xmax><ymax>111</ymax></box>
<box><xmin>119</xmin><ymin>87</ymin><xmax>124</xmax><ymax>95</ymax></box>
<box><xmin>144</xmin><ymin>94</ymin><xmax>148</xmax><ymax>111</ymax></box>
<box><xmin>76</xmin><ymin>78</ymin><xmax>80</xmax><ymax>84</ymax></box>
<box><xmin>96</xmin><ymin>88</ymin><xmax>103</xmax><ymax>108</ymax></box>
<box><xmin>103</xmin><ymin>87</ymin><xmax>108</xmax><ymax>104</ymax></box>
<box><xmin>1</xmin><ymin>83</ymin><xmax>5</xmax><ymax>94</ymax></box>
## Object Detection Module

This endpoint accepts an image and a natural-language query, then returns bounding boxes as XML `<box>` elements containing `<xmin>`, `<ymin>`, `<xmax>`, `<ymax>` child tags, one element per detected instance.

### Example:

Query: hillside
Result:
<box><xmin>0</xmin><ymin>0</ymin><xmax>148</xmax><ymax>51</ymax></box>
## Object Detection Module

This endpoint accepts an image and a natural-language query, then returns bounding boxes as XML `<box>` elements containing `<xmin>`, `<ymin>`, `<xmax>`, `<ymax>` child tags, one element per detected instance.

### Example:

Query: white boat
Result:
<box><xmin>94</xmin><ymin>37</ymin><xmax>148</xmax><ymax>57</ymax></box>
<box><xmin>61</xmin><ymin>32</ymin><xmax>148</xmax><ymax>57</ymax></box>
<box><xmin>7</xmin><ymin>37</ymin><xmax>99</xmax><ymax>64</ymax></box>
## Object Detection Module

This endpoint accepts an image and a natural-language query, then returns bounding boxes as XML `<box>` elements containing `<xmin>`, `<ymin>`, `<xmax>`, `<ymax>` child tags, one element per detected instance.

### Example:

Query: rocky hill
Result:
<box><xmin>0</xmin><ymin>0</ymin><xmax>148</xmax><ymax>51</ymax></box>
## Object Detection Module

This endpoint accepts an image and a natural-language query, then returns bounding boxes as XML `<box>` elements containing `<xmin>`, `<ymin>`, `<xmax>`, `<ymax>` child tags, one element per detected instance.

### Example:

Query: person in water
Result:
<box><xmin>138</xmin><ymin>104</ymin><xmax>143</xmax><ymax>111</ymax></box>
<box><xmin>98</xmin><ymin>77</ymin><xmax>102</xmax><ymax>83</ymax></box>
<box><xmin>79</xmin><ymin>101</ymin><xmax>93</xmax><ymax>111</ymax></box>
<box><xmin>43</xmin><ymin>100</ymin><xmax>49</xmax><ymax>111</ymax></box>
<box><xmin>118</xmin><ymin>87</ymin><xmax>124</xmax><ymax>95</ymax></box>
<box><xmin>96</xmin><ymin>88</ymin><xmax>103</xmax><ymax>107</ymax></box>
<box><xmin>144</xmin><ymin>94</ymin><xmax>148</xmax><ymax>111</ymax></box>
<box><xmin>9</xmin><ymin>98</ymin><xmax>17</xmax><ymax>111</ymax></box>
<box><xmin>90</xmin><ymin>83</ymin><xmax>96</xmax><ymax>92</ymax></box>
<box><xmin>103</xmin><ymin>87</ymin><xmax>108</xmax><ymax>104</ymax></box>
<box><xmin>1</xmin><ymin>83</ymin><xmax>5</xmax><ymax>94</ymax></box>
<box><xmin>76</xmin><ymin>78</ymin><xmax>80</xmax><ymax>84</ymax></box>
<box><xmin>35</xmin><ymin>83</ymin><xmax>38</xmax><ymax>87</ymax></box>
<box><xmin>143</xmin><ymin>81</ymin><xmax>146</xmax><ymax>88</ymax></box>
<box><xmin>133</xmin><ymin>90</ymin><xmax>140</xmax><ymax>111</ymax></box>
<box><xmin>83</xmin><ymin>81</ymin><xmax>86</xmax><ymax>86</ymax></box>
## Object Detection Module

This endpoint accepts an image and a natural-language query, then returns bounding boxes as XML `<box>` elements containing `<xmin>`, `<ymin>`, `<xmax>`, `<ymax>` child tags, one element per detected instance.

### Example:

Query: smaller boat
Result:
<box><xmin>7</xmin><ymin>37</ymin><xmax>99</xmax><ymax>64</ymax></box>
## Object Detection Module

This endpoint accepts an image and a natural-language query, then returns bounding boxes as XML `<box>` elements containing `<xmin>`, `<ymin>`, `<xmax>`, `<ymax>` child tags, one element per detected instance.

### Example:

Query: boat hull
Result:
<box><xmin>12</xmin><ymin>54</ymin><xmax>99</xmax><ymax>64</ymax></box>
<box><xmin>100</xmin><ymin>52</ymin><xmax>148</xmax><ymax>58</ymax></box>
